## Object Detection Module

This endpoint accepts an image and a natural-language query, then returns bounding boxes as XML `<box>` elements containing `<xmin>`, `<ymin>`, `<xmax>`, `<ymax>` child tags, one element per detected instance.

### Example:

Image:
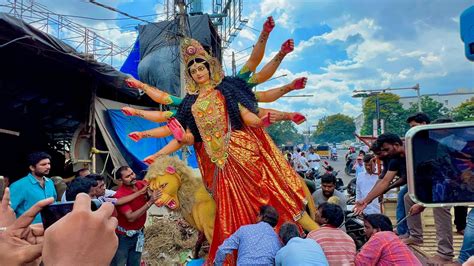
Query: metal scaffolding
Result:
<box><xmin>210</xmin><ymin>0</ymin><xmax>248</xmax><ymax>48</ymax></box>
<box><xmin>1</xmin><ymin>0</ymin><xmax>134</xmax><ymax>67</ymax></box>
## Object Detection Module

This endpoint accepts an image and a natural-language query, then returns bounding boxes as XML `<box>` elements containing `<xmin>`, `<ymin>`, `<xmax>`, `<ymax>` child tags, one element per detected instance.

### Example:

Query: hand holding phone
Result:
<box><xmin>0</xmin><ymin>196</ymin><xmax>54</xmax><ymax>265</ymax></box>
<box><xmin>42</xmin><ymin>193</ymin><xmax>118</xmax><ymax>266</ymax></box>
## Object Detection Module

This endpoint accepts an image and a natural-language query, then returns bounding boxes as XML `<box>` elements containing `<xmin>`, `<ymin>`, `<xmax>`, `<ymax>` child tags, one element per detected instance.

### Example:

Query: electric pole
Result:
<box><xmin>232</xmin><ymin>51</ymin><xmax>236</xmax><ymax>76</ymax></box>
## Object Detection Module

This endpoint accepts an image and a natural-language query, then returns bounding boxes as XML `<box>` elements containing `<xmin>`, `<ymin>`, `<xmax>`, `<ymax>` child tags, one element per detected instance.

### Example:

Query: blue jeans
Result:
<box><xmin>110</xmin><ymin>234</ymin><xmax>142</xmax><ymax>266</ymax></box>
<box><xmin>396</xmin><ymin>185</ymin><xmax>408</xmax><ymax>235</ymax></box>
<box><xmin>458</xmin><ymin>208</ymin><xmax>474</xmax><ymax>263</ymax></box>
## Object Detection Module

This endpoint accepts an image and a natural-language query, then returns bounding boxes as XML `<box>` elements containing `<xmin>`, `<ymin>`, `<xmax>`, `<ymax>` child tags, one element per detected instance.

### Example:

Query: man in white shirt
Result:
<box><xmin>356</xmin><ymin>155</ymin><xmax>380</xmax><ymax>214</ymax></box>
<box><xmin>307</xmin><ymin>148</ymin><xmax>321</xmax><ymax>170</ymax></box>
<box><xmin>295</xmin><ymin>151</ymin><xmax>310</xmax><ymax>177</ymax></box>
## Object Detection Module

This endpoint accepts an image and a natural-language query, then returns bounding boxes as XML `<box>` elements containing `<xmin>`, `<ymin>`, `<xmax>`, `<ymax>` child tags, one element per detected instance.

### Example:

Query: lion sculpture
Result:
<box><xmin>145</xmin><ymin>156</ymin><xmax>316</xmax><ymax>249</ymax></box>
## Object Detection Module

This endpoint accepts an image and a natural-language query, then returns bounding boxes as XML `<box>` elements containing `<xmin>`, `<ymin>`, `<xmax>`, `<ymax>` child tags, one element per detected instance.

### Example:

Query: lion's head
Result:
<box><xmin>145</xmin><ymin>156</ymin><xmax>200</xmax><ymax>215</ymax></box>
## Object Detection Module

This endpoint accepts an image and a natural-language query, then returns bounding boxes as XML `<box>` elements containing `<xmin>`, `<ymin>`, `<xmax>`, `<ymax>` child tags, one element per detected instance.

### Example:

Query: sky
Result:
<box><xmin>3</xmin><ymin>0</ymin><xmax>473</xmax><ymax>131</ymax></box>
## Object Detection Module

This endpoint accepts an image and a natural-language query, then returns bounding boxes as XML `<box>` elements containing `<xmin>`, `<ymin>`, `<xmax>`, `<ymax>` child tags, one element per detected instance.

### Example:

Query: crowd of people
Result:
<box><xmin>0</xmin><ymin>111</ymin><xmax>473</xmax><ymax>265</ymax></box>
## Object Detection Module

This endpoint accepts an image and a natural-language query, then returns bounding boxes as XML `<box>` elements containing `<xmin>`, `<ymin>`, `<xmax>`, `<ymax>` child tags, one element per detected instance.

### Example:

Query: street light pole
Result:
<box><xmin>415</xmin><ymin>83</ymin><xmax>422</xmax><ymax>112</ymax></box>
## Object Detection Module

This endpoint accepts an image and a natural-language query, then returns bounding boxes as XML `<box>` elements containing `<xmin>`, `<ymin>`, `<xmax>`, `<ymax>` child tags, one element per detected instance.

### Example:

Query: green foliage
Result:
<box><xmin>267</xmin><ymin>121</ymin><xmax>304</xmax><ymax>146</ymax></box>
<box><xmin>311</xmin><ymin>114</ymin><xmax>355</xmax><ymax>143</ymax></box>
<box><xmin>451</xmin><ymin>99</ymin><xmax>474</xmax><ymax>121</ymax></box>
<box><xmin>361</xmin><ymin>93</ymin><xmax>408</xmax><ymax>136</ymax></box>
<box><xmin>406</xmin><ymin>96</ymin><xmax>449</xmax><ymax>121</ymax></box>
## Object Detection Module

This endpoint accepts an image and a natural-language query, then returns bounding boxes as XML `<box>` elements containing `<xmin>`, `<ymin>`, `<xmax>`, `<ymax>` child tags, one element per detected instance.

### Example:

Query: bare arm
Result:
<box><xmin>244</xmin><ymin>17</ymin><xmax>274</xmax><ymax>72</ymax></box>
<box><xmin>114</xmin><ymin>185</ymin><xmax>148</xmax><ymax>206</ymax></box>
<box><xmin>363</xmin><ymin>170</ymin><xmax>397</xmax><ymax>205</ymax></box>
<box><xmin>122</xmin><ymin>191</ymin><xmax>159</xmax><ymax>222</ymax></box>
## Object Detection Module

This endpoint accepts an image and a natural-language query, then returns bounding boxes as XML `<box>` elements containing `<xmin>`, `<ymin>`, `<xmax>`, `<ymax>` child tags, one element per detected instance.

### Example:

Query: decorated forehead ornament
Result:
<box><xmin>181</xmin><ymin>38</ymin><xmax>224</xmax><ymax>95</ymax></box>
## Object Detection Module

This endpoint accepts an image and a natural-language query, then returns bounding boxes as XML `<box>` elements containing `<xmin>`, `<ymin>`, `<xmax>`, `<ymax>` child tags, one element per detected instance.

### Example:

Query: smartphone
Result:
<box><xmin>405</xmin><ymin>121</ymin><xmax>474</xmax><ymax>207</ymax></box>
<box><xmin>41</xmin><ymin>199</ymin><xmax>101</xmax><ymax>229</ymax></box>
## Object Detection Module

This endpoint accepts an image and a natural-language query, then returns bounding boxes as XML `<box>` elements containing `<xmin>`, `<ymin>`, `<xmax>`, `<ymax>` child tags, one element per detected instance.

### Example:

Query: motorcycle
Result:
<box><xmin>330</xmin><ymin>152</ymin><xmax>338</xmax><ymax>161</ymax></box>
<box><xmin>345</xmin><ymin>178</ymin><xmax>357</xmax><ymax>205</ymax></box>
<box><xmin>345</xmin><ymin>153</ymin><xmax>357</xmax><ymax>176</ymax></box>
<box><xmin>341</xmin><ymin>211</ymin><xmax>366</xmax><ymax>250</ymax></box>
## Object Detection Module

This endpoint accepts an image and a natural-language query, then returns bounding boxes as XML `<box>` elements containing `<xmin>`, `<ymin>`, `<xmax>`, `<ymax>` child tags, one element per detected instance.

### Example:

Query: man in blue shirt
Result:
<box><xmin>10</xmin><ymin>152</ymin><xmax>57</xmax><ymax>224</ymax></box>
<box><xmin>275</xmin><ymin>222</ymin><xmax>328</xmax><ymax>266</ymax></box>
<box><xmin>214</xmin><ymin>205</ymin><xmax>282</xmax><ymax>265</ymax></box>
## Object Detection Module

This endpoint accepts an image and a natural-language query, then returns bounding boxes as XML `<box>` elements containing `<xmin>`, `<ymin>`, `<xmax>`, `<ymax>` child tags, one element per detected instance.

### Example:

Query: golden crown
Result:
<box><xmin>181</xmin><ymin>38</ymin><xmax>224</xmax><ymax>94</ymax></box>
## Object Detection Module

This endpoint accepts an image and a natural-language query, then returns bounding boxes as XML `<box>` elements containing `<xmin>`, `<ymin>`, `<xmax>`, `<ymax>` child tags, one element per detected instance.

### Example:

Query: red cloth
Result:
<box><xmin>355</xmin><ymin>231</ymin><xmax>421</xmax><ymax>266</ymax></box>
<box><xmin>114</xmin><ymin>180</ymin><xmax>148</xmax><ymax>232</ymax></box>
<box><xmin>193</xmin><ymin>92</ymin><xmax>307</xmax><ymax>264</ymax></box>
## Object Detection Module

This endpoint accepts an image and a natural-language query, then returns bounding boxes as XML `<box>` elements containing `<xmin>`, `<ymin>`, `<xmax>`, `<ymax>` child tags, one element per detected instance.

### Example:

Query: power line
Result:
<box><xmin>0</xmin><ymin>4</ymin><xmax>166</xmax><ymax>21</ymax></box>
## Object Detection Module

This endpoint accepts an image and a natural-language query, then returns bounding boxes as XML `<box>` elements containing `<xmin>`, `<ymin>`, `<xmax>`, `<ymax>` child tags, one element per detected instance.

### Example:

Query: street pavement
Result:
<box><xmin>320</xmin><ymin>149</ymin><xmax>354</xmax><ymax>188</ymax></box>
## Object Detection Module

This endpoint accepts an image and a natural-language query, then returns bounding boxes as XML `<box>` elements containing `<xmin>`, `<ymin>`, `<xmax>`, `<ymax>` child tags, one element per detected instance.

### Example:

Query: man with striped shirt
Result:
<box><xmin>307</xmin><ymin>203</ymin><xmax>356</xmax><ymax>265</ymax></box>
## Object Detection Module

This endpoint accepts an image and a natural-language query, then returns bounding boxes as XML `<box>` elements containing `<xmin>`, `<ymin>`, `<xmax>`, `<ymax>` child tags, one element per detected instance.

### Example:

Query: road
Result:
<box><xmin>319</xmin><ymin>149</ymin><xmax>354</xmax><ymax>187</ymax></box>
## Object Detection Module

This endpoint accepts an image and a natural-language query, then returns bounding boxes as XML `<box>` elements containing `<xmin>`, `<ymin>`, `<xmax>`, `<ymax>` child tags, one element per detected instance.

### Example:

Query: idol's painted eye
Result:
<box><xmin>197</xmin><ymin>65</ymin><xmax>206</xmax><ymax>72</ymax></box>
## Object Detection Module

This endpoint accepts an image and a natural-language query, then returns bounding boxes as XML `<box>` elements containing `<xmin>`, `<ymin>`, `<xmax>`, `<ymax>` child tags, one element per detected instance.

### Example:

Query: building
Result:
<box><xmin>399</xmin><ymin>89</ymin><xmax>474</xmax><ymax>110</ymax></box>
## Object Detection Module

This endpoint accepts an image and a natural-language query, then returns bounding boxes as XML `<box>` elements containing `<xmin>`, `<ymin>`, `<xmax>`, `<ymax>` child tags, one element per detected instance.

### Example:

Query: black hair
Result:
<box><xmin>175</xmin><ymin>76</ymin><xmax>258</xmax><ymax>143</ymax></box>
<box><xmin>370</xmin><ymin>141</ymin><xmax>380</xmax><ymax>152</ymax></box>
<box><xmin>65</xmin><ymin>178</ymin><xmax>97</xmax><ymax>201</ymax></box>
<box><xmin>406</xmin><ymin>112</ymin><xmax>431</xmax><ymax>124</ymax></box>
<box><xmin>279</xmin><ymin>222</ymin><xmax>300</xmax><ymax>245</ymax></box>
<box><xmin>321</xmin><ymin>173</ymin><xmax>336</xmax><ymax>185</ymax></box>
<box><xmin>318</xmin><ymin>202</ymin><xmax>344</xmax><ymax>227</ymax></box>
<box><xmin>75</xmin><ymin>168</ymin><xmax>90</xmax><ymax>177</ymax></box>
<box><xmin>186</xmin><ymin>57</ymin><xmax>210</xmax><ymax>77</ymax></box>
<box><xmin>115</xmin><ymin>166</ymin><xmax>130</xmax><ymax>180</ymax></box>
<box><xmin>363</xmin><ymin>154</ymin><xmax>374</xmax><ymax>163</ymax></box>
<box><xmin>296</xmin><ymin>148</ymin><xmax>301</xmax><ymax>152</ymax></box>
<box><xmin>359</xmin><ymin>150</ymin><xmax>366</xmax><ymax>156</ymax></box>
<box><xmin>376</xmin><ymin>133</ymin><xmax>402</xmax><ymax>146</ymax></box>
<box><xmin>27</xmin><ymin>152</ymin><xmax>51</xmax><ymax>168</ymax></box>
<box><xmin>259</xmin><ymin>205</ymin><xmax>279</xmax><ymax>227</ymax></box>
<box><xmin>433</xmin><ymin>117</ymin><xmax>454</xmax><ymax>124</ymax></box>
<box><xmin>364</xmin><ymin>214</ymin><xmax>393</xmax><ymax>232</ymax></box>
<box><xmin>85</xmin><ymin>174</ymin><xmax>104</xmax><ymax>182</ymax></box>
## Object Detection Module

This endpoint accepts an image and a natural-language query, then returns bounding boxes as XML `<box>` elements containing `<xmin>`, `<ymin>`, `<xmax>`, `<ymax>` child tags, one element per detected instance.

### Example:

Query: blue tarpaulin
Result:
<box><xmin>107</xmin><ymin>109</ymin><xmax>198</xmax><ymax>172</ymax></box>
<box><xmin>119</xmin><ymin>38</ymin><xmax>140</xmax><ymax>79</ymax></box>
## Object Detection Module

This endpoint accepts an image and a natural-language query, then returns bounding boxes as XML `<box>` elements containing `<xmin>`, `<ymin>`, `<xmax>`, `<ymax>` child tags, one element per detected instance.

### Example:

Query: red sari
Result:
<box><xmin>192</xmin><ymin>90</ymin><xmax>307</xmax><ymax>263</ymax></box>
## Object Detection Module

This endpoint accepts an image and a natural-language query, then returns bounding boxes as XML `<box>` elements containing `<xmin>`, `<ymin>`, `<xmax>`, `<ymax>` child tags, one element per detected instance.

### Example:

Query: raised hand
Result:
<box><xmin>291</xmin><ymin>77</ymin><xmax>307</xmax><ymax>90</ymax></box>
<box><xmin>167</xmin><ymin>118</ymin><xmax>185</xmax><ymax>142</ymax></box>
<box><xmin>290</xmin><ymin>113</ymin><xmax>306</xmax><ymax>125</ymax></box>
<box><xmin>0</xmin><ymin>197</ymin><xmax>54</xmax><ymax>265</ymax></box>
<box><xmin>0</xmin><ymin>188</ymin><xmax>16</xmax><ymax>227</ymax></box>
<box><xmin>125</xmin><ymin>77</ymin><xmax>144</xmax><ymax>90</ymax></box>
<box><xmin>280</xmin><ymin>39</ymin><xmax>294</xmax><ymax>55</ymax></box>
<box><xmin>121</xmin><ymin>106</ymin><xmax>136</xmax><ymax>116</ymax></box>
<box><xmin>42</xmin><ymin>194</ymin><xmax>118</xmax><ymax>266</ymax></box>
<box><xmin>261</xmin><ymin>113</ymin><xmax>274</xmax><ymax>127</ymax></box>
<box><xmin>263</xmin><ymin>16</ymin><xmax>275</xmax><ymax>33</ymax></box>
<box><xmin>143</xmin><ymin>155</ymin><xmax>157</xmax><ymax>165</ymax></box>
<box><xmin>128</xmin><ymin>132</ymin><xmax>145</xmax><ymax>142</ymax></box>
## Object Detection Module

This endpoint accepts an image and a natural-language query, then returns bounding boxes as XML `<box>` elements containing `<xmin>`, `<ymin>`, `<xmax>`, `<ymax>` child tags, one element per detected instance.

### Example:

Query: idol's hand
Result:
<box><xmin>291</xmin><ymin>77</ymin><xmax>307</xmax><ymax>90</ymax></box>
<box><xmin>262</xmin><ymin>113</ymin><xmax>275</xmax><ymax>127</ymax></box>
<box><xmin>263</xmin><ymin>16</ymin><xmax>275</xmax><ymax>33</ymax></box>
<box><xmin>125</xmin><ymin>77</ymin><xmax>144</xmax><ymax>90</ymax></box>
<box><xmin>290</xmin><ymin>113</ymin><xmax>306</xmax><ymax>125</ymax></box>
<box><xmin>280</xmin><ymin>39</ymin><xmax>294</xmax><ymax>55</ymax></box>
<box><xmin>167</xmin><ymin>118</ymin><xmax>185</xmax><ymax>142</ymax></box>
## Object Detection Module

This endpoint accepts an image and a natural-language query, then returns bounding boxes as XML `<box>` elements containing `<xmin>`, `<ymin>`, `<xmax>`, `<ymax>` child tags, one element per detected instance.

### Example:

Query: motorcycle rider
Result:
<box><xmin>307</xmin><ymin>148</ymin><xmax>321</xmax><ymax>171</ymax></box>
<box><xmin>331</xmin><ymin>145</ymin><xmax>338</xmax><ymax>160</ymax></box>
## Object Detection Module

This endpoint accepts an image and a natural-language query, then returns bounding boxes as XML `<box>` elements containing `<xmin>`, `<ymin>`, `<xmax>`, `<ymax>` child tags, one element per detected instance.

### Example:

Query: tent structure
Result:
<box><xmin>0</xmin><ymin>12</ymin><xmax>201</xmax><ymax>181</ymax></box>
<box><xmin>121</xmin><ymin>14</ymin><xmax>222</xmax><ymax>97</ymax></box>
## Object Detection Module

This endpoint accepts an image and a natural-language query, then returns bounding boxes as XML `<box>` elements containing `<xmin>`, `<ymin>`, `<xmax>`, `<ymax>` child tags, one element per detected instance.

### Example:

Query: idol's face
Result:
<box><xmin>189</xmin><ymin>62</ymin><xmax>210</xmax><ymax>85</ymax></box>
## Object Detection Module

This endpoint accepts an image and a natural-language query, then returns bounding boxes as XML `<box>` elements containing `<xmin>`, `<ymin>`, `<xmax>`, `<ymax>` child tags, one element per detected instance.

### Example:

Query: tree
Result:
<box><xmin>406</xmin><ymin>96</ymin><xmax>449</xmax><ymax>121</ymax></box>
<box><xmin>267</xmin><ymin>121</ymin><xmax>304</xmax><ymax>146</ymax></box>
<box><xmin>451</xmin><ymin>98</ymin><xmax>474</xmax><ymax>121</ymax></box>
<box><xmin>361</xmin><ymin>93</ymin><xmax>408</xmax><ymax>136</ymax></box>
<box><xmin>311</xmin><ymin>114</ymin><xmax>355</xmax><ymax>143</ymax></box>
